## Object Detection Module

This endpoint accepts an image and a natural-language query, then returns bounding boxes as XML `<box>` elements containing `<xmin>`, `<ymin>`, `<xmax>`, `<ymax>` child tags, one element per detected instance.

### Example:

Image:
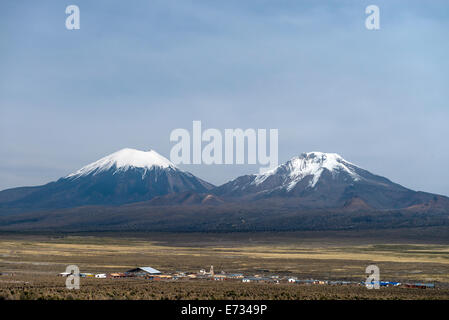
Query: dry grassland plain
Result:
<box><xmin>0</xmin><ymin>229</ymin><xmax>448</xmax><ymax>300</ymax></box>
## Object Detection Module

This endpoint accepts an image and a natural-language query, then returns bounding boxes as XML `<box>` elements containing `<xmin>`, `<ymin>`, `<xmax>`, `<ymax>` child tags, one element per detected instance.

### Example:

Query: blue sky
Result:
<box><xmin>1</xmin><ymin>0</ymin><xmax>448</xmax><ymax>195</ymax></box>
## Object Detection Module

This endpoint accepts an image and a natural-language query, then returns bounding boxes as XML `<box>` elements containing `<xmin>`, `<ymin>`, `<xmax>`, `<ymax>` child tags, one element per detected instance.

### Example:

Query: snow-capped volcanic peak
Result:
<box><xmin>254</xmin><ymin>152</ymin><xmax>360</xmax><ymax>189</ymax></box>
<box><xmin>67</xmin><ymin>148</ymin><xmax>176</xmax><ymax>178</ymax></box>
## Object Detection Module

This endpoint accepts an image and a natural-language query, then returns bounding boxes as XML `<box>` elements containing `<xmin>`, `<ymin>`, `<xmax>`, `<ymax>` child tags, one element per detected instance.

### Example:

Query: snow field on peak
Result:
<box><xmin>67</xmin><ymin>148</ymin><xmax>176</xmax><ymax>178</ymax></box>
<box><xmin>253</xmin><ymin>152</ymin><xmax>360</xmax><ymax>190</ymax></box>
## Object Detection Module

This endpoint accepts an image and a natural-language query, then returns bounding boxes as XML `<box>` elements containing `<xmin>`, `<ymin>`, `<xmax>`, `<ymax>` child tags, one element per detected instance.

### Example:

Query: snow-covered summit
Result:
<box><xmin>254</xmin><ymin>152</ymin><xmax>360</xmax><ymax>189</ymax></box>
<box><xmin>67</xmin><ymin>148</ymin><xmax>176</xmax><ymax>178</ymax></box>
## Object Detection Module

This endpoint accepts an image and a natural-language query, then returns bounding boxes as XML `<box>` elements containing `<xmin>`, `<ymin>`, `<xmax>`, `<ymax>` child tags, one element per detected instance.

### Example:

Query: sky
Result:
<box><xmin>0</xmin><ymin>0</ymin><xmax>448</xmax><ymax>195</ymax></box>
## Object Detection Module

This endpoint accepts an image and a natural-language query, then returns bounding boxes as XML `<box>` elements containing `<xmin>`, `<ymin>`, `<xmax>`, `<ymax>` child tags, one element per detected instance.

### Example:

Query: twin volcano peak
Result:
<box><xmin>254</xmin><ymin>151</ymin><xmax>360</xmax><ymax>189</ymax></box>
<box><xmin>0</xmin><ymin>148</ymin><xmax>213</xmax><ymax>209</ymax></box>
<box><xmin>1</xmin><ymin>148</ymin><xmax>449</xmax><ymax>217</ymax></box>
<box><xmin>67</xmin><ymin>148</ymin><xmax>177</xmax><ymax>178</ymax></box>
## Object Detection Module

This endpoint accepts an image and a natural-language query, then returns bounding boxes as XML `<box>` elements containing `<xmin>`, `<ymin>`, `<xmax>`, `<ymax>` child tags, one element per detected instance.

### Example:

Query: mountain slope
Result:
<box><xmin>0</xmin><ymin>148</ymin><xmax>214</xmax><ymax>211</ymax></box>
<box><xmin>214</xmin><ymin>152</ymin><xmax>448</xmax><ymax>210</ymax></box>
<box><xmin>0</xmin><ymin>151</ymin><xmax>448</xmax><ymax>232</ymax></box>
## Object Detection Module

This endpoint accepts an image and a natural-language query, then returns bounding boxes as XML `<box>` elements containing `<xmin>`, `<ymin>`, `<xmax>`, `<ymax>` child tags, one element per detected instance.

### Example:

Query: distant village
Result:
<box><xmin>58</xmin><ymin>265</ymin><xmax>436</xmax><ymax>289</ymax></box>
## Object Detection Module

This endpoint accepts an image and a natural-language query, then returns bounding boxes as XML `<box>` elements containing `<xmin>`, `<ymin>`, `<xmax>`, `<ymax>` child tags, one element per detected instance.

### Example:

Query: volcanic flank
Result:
<box><xmin>213</xmin><ymin>152</ymin><xmax>449</xmax><ymax>210</ymax></box>
<box><xmin>1</xmin><ymin>150</ymin><xmax>448</xmax><ymax>232</ymax></box>
<box><xmin>0</xmin><ymin>148</ymin><xmax>214</xmax><ymax>210</ymax></box>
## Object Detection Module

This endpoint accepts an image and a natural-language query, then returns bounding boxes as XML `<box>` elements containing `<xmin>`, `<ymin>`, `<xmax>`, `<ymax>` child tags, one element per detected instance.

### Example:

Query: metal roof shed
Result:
<box><xmin>127</xmin><ymin>267</ymin><xmax>161</xmax><ymax>274</ymax></box>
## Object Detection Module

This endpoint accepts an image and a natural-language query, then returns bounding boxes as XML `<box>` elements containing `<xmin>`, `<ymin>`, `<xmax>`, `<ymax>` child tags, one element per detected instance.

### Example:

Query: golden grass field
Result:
<box><xmin>0</xmin><ymin>231</ymin><xmax>448</xmax><ymax>299</ymax></box>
